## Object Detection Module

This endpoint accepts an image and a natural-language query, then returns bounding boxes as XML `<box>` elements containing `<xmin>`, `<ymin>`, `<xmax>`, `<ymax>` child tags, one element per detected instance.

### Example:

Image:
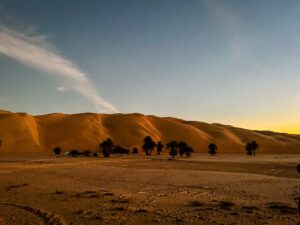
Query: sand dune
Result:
<box><xmin>0</xmin><ymin>109</ymin><xmax>299</xmax><ymax>154</ymax></box>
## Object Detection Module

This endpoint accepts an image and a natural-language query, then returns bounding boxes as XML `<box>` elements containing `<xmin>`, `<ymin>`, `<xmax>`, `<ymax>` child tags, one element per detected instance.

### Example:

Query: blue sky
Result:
<box><xmin>0</xmin><ymin>0</ymin><xmax>299</xmax><ymax>133</ymax></box>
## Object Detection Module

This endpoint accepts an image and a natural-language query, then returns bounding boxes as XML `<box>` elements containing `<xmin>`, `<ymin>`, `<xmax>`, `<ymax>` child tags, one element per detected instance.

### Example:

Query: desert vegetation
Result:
<box><xmin>166</xmin><ymin>141</ymin><xmax>178</xmax><ymax>158</ymax></box>
<box><xmin>132</xmin><ymin>147</ymin><xmax>138</xmax><ymax>154</ymax></box>
<box><xmin>142</xmin><ymin>136</ymin><xmax>157</xmax><ymax>156</ymax></box>
<box><xmin>52</xmin><ymin>136</ymin><xmax>261</xmax><ymax>160</ymax></box>
<box><xmin>53</xmin><ymin>146</ymin><xmax>61</xmax><ymax>155</ymax></box>
<box><xmin>178</xmin><ymin>141</ymin><xmax>194</xmax><ymax>157</ymax></box>
<box><xmin>82</xmin><ymin>150</ymin><xmax>91</xmax><ymax>157</ymax></box>
<box><xmin>111</xmin><ymin>145</ymin><xmax>130</xmax><ymax>154</ymax></box>
<box><xmin>245</xmin><ymin>141</ymin><xmax>259</xmax><ymax>156</ymax></box>
<box><xmin>156</xmin><ymin>141</ymin><xmax>164</xmax><ymax>155</ymax></box>
<box><xmin>99</xmin><ymin>138</ymin><xmax>114</xmax><ymax>158</ymax></box>
<box><xmin>208</xmin><ymin>143</ymin><xmax>218</xmax><ymax>155</ymax></box>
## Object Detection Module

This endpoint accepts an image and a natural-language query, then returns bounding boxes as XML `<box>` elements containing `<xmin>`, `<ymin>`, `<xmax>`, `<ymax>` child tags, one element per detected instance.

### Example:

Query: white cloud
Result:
<box><xmin>0</xmin><ymin>26</ymin><xmax>118</xmax><ymax>113</ymax></box>
<box><xmin>56</xmin><ymin>86</ymin><xmax>66</xmax><ymax>92</ymax></box>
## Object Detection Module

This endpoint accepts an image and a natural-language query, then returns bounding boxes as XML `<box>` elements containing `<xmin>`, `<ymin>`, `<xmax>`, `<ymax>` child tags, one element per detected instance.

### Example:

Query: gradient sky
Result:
<box><xmin>0</xmin><ymin>0</ymin><xmax>299</xmax><ymax>134</ymax></box>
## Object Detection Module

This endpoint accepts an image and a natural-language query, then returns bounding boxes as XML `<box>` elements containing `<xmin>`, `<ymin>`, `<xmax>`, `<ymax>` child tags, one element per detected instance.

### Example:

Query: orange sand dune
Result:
<box><xmin>0</xmin><ymin>109</ymin><xmax>299</xmax><ymax>154</ymax></box>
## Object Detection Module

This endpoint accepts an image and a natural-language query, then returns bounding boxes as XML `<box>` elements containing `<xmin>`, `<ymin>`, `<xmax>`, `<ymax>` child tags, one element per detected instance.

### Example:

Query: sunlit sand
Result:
<box><xmin>0</xmin><ymin>154</ymin><xmax>298</xmax><ymax>225</ymax></box>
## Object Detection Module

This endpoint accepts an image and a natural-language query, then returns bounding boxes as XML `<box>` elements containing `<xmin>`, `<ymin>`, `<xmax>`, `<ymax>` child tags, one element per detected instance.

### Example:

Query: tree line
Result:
<box><xmin>53</xmin><ymin>136</ymin><xmax>259</xmax><ymax>158</ymax></box>
<box><xmin>98</xmin><ymin>136</ymin><xmax>194</xmax><ymax>158</ymax></box>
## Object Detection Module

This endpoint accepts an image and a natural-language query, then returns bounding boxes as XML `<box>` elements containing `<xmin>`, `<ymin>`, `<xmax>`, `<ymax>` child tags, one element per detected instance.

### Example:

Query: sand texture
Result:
<box><xmin>0</xmin><ymin>154</ymin><xmax>299</xmax><ymax>225</ymax></box>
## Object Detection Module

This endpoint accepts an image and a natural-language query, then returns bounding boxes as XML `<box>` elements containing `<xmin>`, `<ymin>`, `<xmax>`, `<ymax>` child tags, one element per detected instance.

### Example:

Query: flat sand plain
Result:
<box><xmin>0</xmin><ymin>154</ymin><xmax>299</xmax><ymax>225</ymax></box>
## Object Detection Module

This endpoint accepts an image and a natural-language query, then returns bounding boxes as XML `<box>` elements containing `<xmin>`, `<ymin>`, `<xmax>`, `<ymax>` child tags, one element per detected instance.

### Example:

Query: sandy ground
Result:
<box><xmin>0</xmin><ymin>154</ymin><xmax>299</xmax><ymax>225</ymax></box>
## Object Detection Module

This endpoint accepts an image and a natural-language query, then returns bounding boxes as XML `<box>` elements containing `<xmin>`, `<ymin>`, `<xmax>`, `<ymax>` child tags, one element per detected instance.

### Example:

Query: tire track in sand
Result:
<box><xmin>118</xmin><ymin>186</ymin><xmax>190</xmax><ymax>225</ymax></box>
<box><xmin>0</xmin><ymin>203</ymin><xmax>67</xmax><ymax>225</ymax></box>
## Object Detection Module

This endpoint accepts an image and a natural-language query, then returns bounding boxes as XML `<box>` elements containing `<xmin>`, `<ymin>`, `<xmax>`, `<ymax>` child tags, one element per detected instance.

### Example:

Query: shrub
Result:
<box><xmin>70</xmin><ymin>149</ymin><xmax>80</xmax><ymax>157</ymax></box>
<box><xmin>53</xmin><ymin>146</ymin><xmax>62</xmax><ymax>155</ymax></box>
<box><xmin>113</xmin><ymin>145</ymin><xmax>130</xmax><ymax>154</ymax></box>
<box><xmin>132</xmin><ymin>147</ymin><xmax>138</xmax><ymax>154</ymax></box>
<box><xmin>82</xmin><ymin>150</ymin><xmax>91</xmax><ymax>157</ymax></box>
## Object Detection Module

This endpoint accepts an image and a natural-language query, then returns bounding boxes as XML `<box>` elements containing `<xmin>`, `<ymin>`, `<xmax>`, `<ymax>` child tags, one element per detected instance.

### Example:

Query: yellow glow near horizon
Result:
<box><xmin>274</xmin><ymin>126</ymin><xmax>300</xmax><ymax>135</ymax></box>
<box><xmin>221</xmin><ymin>119</ymin><xmax>300</xmax><ymax>135</ymax></box>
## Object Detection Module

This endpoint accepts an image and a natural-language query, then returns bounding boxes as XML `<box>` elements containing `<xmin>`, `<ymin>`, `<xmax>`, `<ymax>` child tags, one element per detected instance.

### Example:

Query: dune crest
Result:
<box><xmin>0</xmin><ymin>110</ymin><xmax>299</xmax><ymax>154</ymax></box>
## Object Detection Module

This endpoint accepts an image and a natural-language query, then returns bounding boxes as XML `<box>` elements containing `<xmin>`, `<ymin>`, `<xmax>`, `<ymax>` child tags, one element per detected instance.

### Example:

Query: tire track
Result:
<box><xmin>118</xmin><ymin>186</ymin><xmax>192</xmax><ymax>225</ymax></box>
<box><xmin>0</xmin><ymin>203</ymin><xmax>67</xmax><ymax>225</ymax></box>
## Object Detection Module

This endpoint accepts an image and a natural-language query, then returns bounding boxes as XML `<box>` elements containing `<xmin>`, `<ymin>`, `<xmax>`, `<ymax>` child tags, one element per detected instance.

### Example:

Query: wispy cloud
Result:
<box><xmin>0</xmin><ymin>26</ymin><xmax>118</xmax><ymax>113</ymax></box>
<box><xmin>203</xmin><ymin>0</ymin><xmax>246</xmax><ymax>59</ymax></box>
<box><xmin>56</xmin><ymin>86</ymin><xmax>67</xmax><ymax>92</ymax></box>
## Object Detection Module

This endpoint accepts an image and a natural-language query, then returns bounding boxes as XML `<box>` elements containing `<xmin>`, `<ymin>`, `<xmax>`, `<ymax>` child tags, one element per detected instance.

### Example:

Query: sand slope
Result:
<box><xmin>0</xmin><ymin>110</ymin><xmax>299</xmax><ymax>154</ymax></box>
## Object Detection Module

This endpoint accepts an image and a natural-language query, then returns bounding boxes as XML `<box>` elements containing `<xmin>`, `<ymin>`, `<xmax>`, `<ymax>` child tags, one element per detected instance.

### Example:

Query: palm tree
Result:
<box><xmin>178</xmin><ymin>142</ymin><xmax>188</xmax><ymax>157</ymax></box>
<box><xmin>166</xmin><ymin>141</ymin><xmax>178</xmax><ymax>158</ymax></box>
<box><xmin>156</xmin><ymin>141</ymin><xmax>164</xmax><ymax>155</ymax></box>
<box><xmin>100</xmin><ymin>138</ymin><xmax>114</xmax><ymax>158</ymax></box>
<box><xmin>208</xmin><ymin>143</ymin><xmax>218</xmax><ymax>155</ymax></box>
<box><xmin>245</xmin><ymin>143</ymin><xmax>252</xmax><ymax>155</ymax></box>
<box><xmin>250</xmin><ymin>141</ymin><xmax>259</xmax><ymax>156</ymax></box>
<box><xmin>142</xmin><ymin>136</ymin><xmax>156</xmax><ymax>156</ymax></box>
<box><xmin>53</xmin><ymin>146</ymin><xmax>61</xmax><ymax>156</ymax></box>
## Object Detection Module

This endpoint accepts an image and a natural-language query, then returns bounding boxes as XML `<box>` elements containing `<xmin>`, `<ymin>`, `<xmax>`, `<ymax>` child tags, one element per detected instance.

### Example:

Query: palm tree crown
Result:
<box><xmin>178</xmin><ymin>142</ymin><xmax>188</xmax><ymax>157</ymax></box>
<box><xmin>166</xmin><ymin>141</ymin><xmax>178</xmax><ymax>158</ymax></box>
<box><xmin>250</xmin><ymin>140</ymin><xmax>259</xmax><ymax>155</ymax></box>
<box><xmin>142</xmin><ymin>136</ymin><xmax>156</xmax><ymax>156</ymax></box>
<box><xmin>245</xmin><ymin>141</ymin><xmax>259</xmax><ymax>156</ymax></box>
<box><xmin>208</xmin><ymin>143</ymin><xmax>218</xmax><ymax>155</ymax></box>
<box><xmin>156</xmin><ymin>141</ymin><xmax>164</xmax><ymax>155</ymax></box>
<box><xmin>100</xmin><ymin>138</ymin><xmax>114</xmax><ymax>158</ymax></box>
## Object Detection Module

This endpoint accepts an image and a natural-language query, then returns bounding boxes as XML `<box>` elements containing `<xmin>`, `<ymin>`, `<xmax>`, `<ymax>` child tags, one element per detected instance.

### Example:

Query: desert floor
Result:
<box><xmin>0</xmin><ymin>154</ymin><xmax>299</xmax><ymax>225</ymax></box>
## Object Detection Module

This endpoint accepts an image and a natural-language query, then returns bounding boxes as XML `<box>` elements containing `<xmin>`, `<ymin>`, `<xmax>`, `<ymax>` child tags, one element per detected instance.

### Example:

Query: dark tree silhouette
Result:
<box><xmin>208</xmin><ymin>143</ymin><xmax>218</xmax><ymax>155</ymax></box>
<box><xmin>82</xmin><ymin>150</ymin><xmax>91</xmax><ymax>157</ymax></box>
<box><xmin>132</xmin><ymin>147</ymin><xmax>139</xmax><ymax>154</ymax></box>
<box><xmin>113</xmin><ymin>145</ymin><xmax>130</xmax><ymax>154</ymax></box>
<box><xmin>185</xmin><ymin>146</ymin><xmax>193</xmax><ymax>157</ymax></box>
<box><xmin>166</xmin><ymin>141</ymin><xmax>178</xmax><ymax>158</ymax></box>
<box><xmin>142</xmin><ymin>136</ymin><xmax>157</xmax><ymax>156</ymax></box>
<box><xmin>245</xmin><ymin>143</ymin><xmax>252</xmax><ymax>155</ymax></box>
<box><xmin>100</xmin><ymin>138</ymin><xmax>114</xmax><ymax>158</ymax></box>
<box><xmin>245</xmin><ymin>141</ymin><xmax>259</xmax><ymax>156</ymax></box>
<box><xmin>70</xmin><ymin>149</ymin><xmax>79</xmax><ymax>157</ymax></box>
<box><xmin>156</xmin><ymin>141</ymin><xmax>164</xmax><ymax>155</ymax></box>
<box><xmin>250</xmin><ymin>141</ymin><xmax>259</xmax><ymax>156</ymax></box>
<box><xmin>53</xmin><ymin>147</ymin><xmax>61</xmax><ymax>156</ymax></box>
<box><xmin>93</xmin><ymin>152</ymin><xmax>98</xmax><ymax>157</ymax></box>
<box><xmin>178</xmin><ymin>142</ymin><xmax>188</xmax><ymax>157</ymax></box>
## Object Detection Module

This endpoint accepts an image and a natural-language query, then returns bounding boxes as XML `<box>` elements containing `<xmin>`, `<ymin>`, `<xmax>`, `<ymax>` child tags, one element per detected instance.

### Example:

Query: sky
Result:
<box><xmin>0</xmin><ymin>0</ymin><xmax>299</xmax><ymax>134</ymax></box>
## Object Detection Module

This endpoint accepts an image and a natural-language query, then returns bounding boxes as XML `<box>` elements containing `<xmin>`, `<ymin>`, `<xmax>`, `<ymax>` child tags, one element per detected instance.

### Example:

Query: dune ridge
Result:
<box><xmin>0</xmin><ymin>109</ymin><xmax>299</xmax><ymax>154</ymax></box>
